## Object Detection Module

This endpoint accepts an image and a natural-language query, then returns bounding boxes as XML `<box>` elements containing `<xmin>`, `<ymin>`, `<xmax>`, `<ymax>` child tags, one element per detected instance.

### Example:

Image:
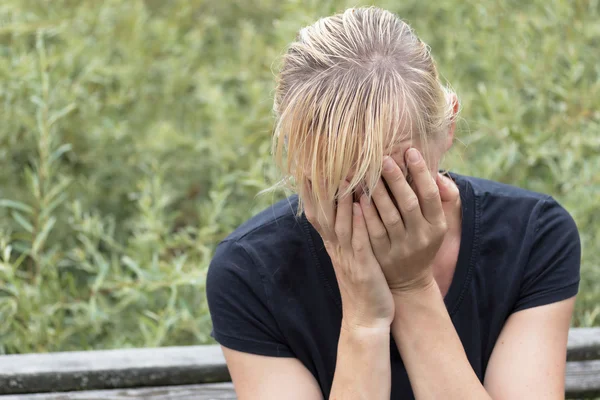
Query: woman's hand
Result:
<box><xmin>303</xmin><ymin>180</ymin><xmax>395</xmax><ymax>331</ymax></box>
<box><xmin>359</xmin><ymin>148</ymin><xmax>450</xmax><ymax>294</ymax></box>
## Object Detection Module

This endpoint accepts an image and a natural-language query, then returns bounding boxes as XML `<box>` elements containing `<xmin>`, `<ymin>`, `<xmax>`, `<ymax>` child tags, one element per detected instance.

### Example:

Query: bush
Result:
<box><xmin>0</xmin><ymin>0</ymin><xmax>598</xmax><ymax>353</ymax></box>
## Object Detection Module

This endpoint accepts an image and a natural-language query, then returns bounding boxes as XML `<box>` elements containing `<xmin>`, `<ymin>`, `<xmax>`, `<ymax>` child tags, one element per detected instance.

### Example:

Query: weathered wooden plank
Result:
<box><xmin>0</xmin><ymin>328</ymin><xmax>599</xmax><ymax>396</ymax></box>
<box><xmin>1</xmin><ymin>360</ymin><xmax>600</xmax><ymax>400</ymax></box>
<box><xmin>566</xmin><ymin>360</ymin><xmax>600</xmax><ymax>399</ymax></box>
<box><xmin>0</xmin><ymin>383</ymin><xmax>236</xmax><ymax>400</ymax></box>
<box><xmin>568</xmin><ymin>328</ymin><xmax>600</xmax><ymax>362</ymax></box>
<box><xmin>0</xmin><ymin>346</ymin><xmax>229</xmax><ymax>395</ymax></box>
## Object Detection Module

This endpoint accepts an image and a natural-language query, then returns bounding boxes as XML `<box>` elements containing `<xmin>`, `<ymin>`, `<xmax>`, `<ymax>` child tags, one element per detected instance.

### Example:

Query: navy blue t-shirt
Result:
<box><xmin>206</xmin><ymin>173</ymin><xmax>581</xmax><ymax>398</ymax></box>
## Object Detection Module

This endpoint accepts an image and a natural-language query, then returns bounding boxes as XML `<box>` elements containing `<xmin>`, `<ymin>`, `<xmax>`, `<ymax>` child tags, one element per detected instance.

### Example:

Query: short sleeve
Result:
<box><xmin>513</xmin><ymin>197</ymin><xmax>581</xmax><ymax>312</ymax></box>
<box><xmin>206</xmin><ymin>240</ymin><xmax>294</xmax><ymax>357</ymax></box>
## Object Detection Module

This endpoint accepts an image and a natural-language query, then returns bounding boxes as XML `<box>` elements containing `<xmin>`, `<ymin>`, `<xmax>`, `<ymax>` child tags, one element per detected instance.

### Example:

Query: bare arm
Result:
<box><xmin>330</xmin><ymin>323</ymin><xmax>391</xmax><ymax>399</ymax></box>
<box><xmin>484</xmin><ymin>297</ymin><xmax>575</xmax><ymax>399</ymax></box>
<box><xmin>222</xmin><ymin>346</ymin><xmax>322</xmax><ymax>400</ymax></box>
<box><xmin>391</xmin><ymin>282</ymin><xmax>491</xmax><ymax>400</ymax></box>
<box><xmin>391</xmin><ymin>283</ymin><xmax>575</xmax><ymax>399</ymax></box>
<box><xmin>223</xmin><ymin>323</ymin><xmax>391</xmax><ymax>400</ymax></box>
<box><xmin>359</xmin><ymin>149</ymin><xmax>577</xmax><ymax>398</ymax></box>
<box><xmin>225</xmin><ymin>178</ymin><xmax>396</xmax><ymax>400</ymax></box>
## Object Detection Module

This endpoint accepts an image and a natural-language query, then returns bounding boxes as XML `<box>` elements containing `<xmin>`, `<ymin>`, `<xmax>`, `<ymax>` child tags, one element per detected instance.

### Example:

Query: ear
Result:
<box><xmin>445</xmin><ymin>93</ymin><xmax>459</xmax><ymax>152</ymax></box>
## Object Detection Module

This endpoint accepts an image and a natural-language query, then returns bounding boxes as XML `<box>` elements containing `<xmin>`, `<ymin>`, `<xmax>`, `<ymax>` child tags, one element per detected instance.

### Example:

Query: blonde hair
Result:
<box><xmin>264</xmin><ymin>7</ymin><xmax>456</xmax><ymax>223</ymax></box>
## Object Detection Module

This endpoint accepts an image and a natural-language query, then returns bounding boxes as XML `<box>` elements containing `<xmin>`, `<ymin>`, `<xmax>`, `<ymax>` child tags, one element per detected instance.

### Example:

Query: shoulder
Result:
<box><xmin>452</xmin><ymin>173</ymin><xmax>571</xmax><ymax>227</ymax></box>
<box><xmin>208</xmin><ymin>195</ymin><xmax>307</xmax><ymax>285</ymax></box>
<box><xmin>455</xmin><ymin>173</ymin><xmax>549</xmax><ymax>204</ymax></box>
<box><xmin>206</xmin><ymin>196</ymin><xmax>304</xmax><ymax>357</ymax></box>
<box><xmin>452</xmin><ymin>173</ymin><xmax>580</xmax><ymax>309</ymax></box>
<box><xmin>450</xmin><ymin>172</ymin><xmax>579</xmax><ymax>275</ymax></box>
<box><xmin>222</xmin><ymin>195</ymin><xmax>303</xmax><ymax>244</ymax></box>
<box><xmin>206</xmin><ymin>194</ymin><xmax>306</xmax><ymax>318</ymax></box>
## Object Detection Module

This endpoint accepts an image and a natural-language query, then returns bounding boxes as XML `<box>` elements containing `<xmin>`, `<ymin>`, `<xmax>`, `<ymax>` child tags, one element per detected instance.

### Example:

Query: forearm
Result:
<box><xmin>330</xmin><ymin>321</ymin><xmax>391</xmax><ymax>400</ymax></box>
<box><xmin>391</xmin><ymin>282</ymin><xmax>491</xmax><ymax>400</ymax></box>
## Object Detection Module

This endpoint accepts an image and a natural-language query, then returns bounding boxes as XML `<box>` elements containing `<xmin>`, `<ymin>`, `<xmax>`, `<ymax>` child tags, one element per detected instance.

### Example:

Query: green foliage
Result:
<box><xmin>0</xmin><ymin>0</ymin><xmax>598</xmax><ymax>353</ymax></box>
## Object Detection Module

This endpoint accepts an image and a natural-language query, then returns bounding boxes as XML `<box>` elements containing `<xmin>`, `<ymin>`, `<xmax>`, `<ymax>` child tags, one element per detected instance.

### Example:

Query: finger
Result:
<box><xmin>380</xmin><ymin>156</ymin><xmax>420</xmax><ymax>230</ymax></box>
<box><xmin>370</xmin><ymin>175</ymin><xmax>407</xmax><ymax>238</ymax></box>
<box><xmin>405</xmin><ymin>148</ymin><xmax>444</xmax><ymax>225</ymax></box>
<box><xmin>351</xmin><ymin>202</ymin><xmax>376</xmax><ymax>263</ymax></box>
<box><xmin>311</xmin><ymin>180</ymin><xmax>336</xmax><ymax>240</ymax></box>
<box><xmin>334</xmin><ymin>181</ymin><xmax>353</xmax><ymax>252</ymax></box>
<box><xmin>359</xmin><ymin>194</ymin><xmax>391</xmax><ymax>254</ymax></box>
<box><xmin>436</xmin><ymin>173</ymin><xmax>460</xmax><ymax>204</ymax></box>
<box><xmin>302</xmin><ymin>180</ymin><xmax>332</xmax><ymax>242</ymax></box>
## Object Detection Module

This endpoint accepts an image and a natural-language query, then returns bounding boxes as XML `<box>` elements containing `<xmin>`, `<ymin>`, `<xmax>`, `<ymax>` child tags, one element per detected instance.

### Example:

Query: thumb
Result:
<box><xmin>436</xmin><ymin>173</ymin><xmax>460</xmax><ymax>204</ymax></box>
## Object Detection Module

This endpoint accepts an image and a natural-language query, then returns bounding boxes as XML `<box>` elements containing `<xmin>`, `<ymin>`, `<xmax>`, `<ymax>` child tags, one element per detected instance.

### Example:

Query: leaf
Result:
<box><xmin>48</xmin><ymin>104</ymin><xmax>77</xmax><ymax>127</ymax></box>
<box><xmin>39</xmin><ymin>193</ymin><xmax>68</xmax><ymax>221</ymax></box>
<box><xmin>32</xmin><ymin>217</ymin><xmax>57</xmax><ymax>255</ymax></box>
<box><xmin>11</xmin><ymin>211</ymin><xmax>34</xmax><ymax>233</ymax></box>
<box><xmin>142</xmin><ymin>310</ymin><xmax>159</xmax><ymax>322</ymax></box>
<box><xmin>2</xmin><ymin>245</ymin><xmax>11</xmax><ymax>263</ymax></box>
<box><xmin>11</xmin><ymin>241</ymin><xmax>31</xmax><ymax>255</ymax></box>
<box><xmin>121</xmin><ymin>256</ymin><xmax>144</xmax><ymax>279</ymax></box>
<box><xmin>48</xmin><ymin>144</ymin><xmax>73</xmax><ymax>165</ymax></box>
<box><xmin>30</xmin><ymin>95</ymin><xmax>45</xmax><ymax>108</ymax></box>
<box><xmin>44</xmin><ymin>177</ymin><xmax>72</xmax><ymax>204</ymax></box>
<box><xmin>0</xmin><ymin>200</ymin><xmax>34</xmax><ymax>214</ymax></box>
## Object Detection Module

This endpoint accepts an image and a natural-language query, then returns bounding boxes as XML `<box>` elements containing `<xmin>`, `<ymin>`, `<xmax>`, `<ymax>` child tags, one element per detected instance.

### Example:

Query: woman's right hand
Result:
<box><xmin>303</xmin><ymin>180</ymin><xmax>395</xmax><ymax>331</ymax></box>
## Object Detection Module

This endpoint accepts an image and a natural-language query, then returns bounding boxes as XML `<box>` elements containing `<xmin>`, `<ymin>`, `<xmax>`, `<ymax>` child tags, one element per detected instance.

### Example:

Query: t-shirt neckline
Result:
<box><xmin>301</xmin><ymin>171</ymin><xmax>479</xmax><ymax>317</ymax></box>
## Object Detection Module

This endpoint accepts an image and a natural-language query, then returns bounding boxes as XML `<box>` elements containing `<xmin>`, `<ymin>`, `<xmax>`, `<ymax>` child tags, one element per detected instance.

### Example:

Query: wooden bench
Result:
<box><xmin>0</xmin><ymin>327</ymin><xmax>599</xmax><ymax>399</ymax></box>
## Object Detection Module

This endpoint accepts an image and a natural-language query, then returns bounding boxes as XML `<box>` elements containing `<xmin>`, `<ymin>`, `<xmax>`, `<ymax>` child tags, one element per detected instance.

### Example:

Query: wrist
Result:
<box><xmin>340</xmin><ymin>318</ymin><xmax>391</xmax><ymax>337</ymax></box>
<box><xmin>339</xmin><ymin>321</ymin><xmax>391</xmax><ymax>356</ymax></box>
<box><xmin>391</xmin><ymin>279</ymin><xmax>444</xmax><ymax>323</ymax></box>
<box><xmin>389</xmin><ymin>273</ymin><xmax>437</xmax><ymax>298</ymax></box>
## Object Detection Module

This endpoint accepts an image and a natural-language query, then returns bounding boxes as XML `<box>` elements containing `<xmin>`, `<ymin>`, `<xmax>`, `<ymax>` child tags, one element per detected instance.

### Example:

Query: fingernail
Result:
<box><xmin>441</xmin><ymin>174</ymin><xmax>455</xmax><ymax>188</ymax></box>
<box><xmin>383</xmin><ymin>156</ymin><xmax>395</xmax><ymax>172</ymax></box>
<box><xmin>437</xmin><ymin>173</ymin><xmax>446</xmax><ymax>185</ymax></box>
<box><xmin>353</xmin><ymin>203</ymin><xmax>361</xmax><ymax>216</ymax></box>
<box><xmin>407</xmin><ymin>148</ymin><xmax>421</xmax><ymax>163</ymax></box>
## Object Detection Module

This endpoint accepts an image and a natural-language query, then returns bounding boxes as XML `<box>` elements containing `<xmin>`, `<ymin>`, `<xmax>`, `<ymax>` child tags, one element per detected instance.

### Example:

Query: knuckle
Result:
<box><xmin>335</xmin><ymin>226</ymin><xmax>350</xmax><ymax>239</ymax></box>
<box><xmin>417</xmin><ymin>234</ymin><xmax>431</xmax><ymax>249</ymax></box>
<box><xmin>350</xmin><ymin>268</ymin><xmax>371</xmax><ymax>284</ymax></box>
<box><xmin>352</xmin><ymin>240</ymin><xmax>365</xmax><ymax>252</ymax></box>
<box><xmin>385</xmin><ymin>212</ymin><xmax>403</xmax><ymax>227</ymax></box>
<box><xmin>404</xmin><ymin>196</ymin><xmax>420</xmax><ymax>212</ymax></box>
<box><xmin>423</xmin><ymin>186</ymin><xmax>440</xmax><ymax>201</ymax></box>
<box><xmin>352</xmin><ymin>239</ymin><xmax>369</xmax><ymax>255</ymax></box>
<box><xmin>437</xmin><ymin>220</ymin><xmax>449</xmax><ymax>234</ymax></box>
<box><xmin>371</xmin><ymin>228</ymin><xmax>388</xmax><ymax>240</ymax></box>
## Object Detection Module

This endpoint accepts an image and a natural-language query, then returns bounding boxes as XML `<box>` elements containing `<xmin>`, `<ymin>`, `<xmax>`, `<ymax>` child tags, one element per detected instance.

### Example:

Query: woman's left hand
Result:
<box><xmin>359</xmin><ymin>148</ymin><xmax>448</xmax><ymax>294</ymax></box>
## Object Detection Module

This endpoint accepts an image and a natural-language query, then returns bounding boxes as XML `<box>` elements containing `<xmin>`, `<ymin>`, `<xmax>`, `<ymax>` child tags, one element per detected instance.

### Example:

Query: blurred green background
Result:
<box><xmin>0</xmin><ymin>0</ymin><xmax>598</xmax><ymax>354</ymax></box>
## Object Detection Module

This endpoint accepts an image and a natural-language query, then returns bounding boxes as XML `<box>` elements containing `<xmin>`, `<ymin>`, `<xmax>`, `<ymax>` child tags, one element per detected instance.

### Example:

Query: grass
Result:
<box><xmin>0</xmin><ymin>0</ymin><xmax>598</xmax><ymax>354</ymax></box>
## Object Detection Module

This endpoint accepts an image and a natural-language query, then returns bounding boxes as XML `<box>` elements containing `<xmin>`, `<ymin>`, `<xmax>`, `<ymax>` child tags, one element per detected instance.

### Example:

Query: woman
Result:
<box><xmin>207</xmin><ymin>7</ymin><xmax>580</xmax><ymax>399</ymax></box>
